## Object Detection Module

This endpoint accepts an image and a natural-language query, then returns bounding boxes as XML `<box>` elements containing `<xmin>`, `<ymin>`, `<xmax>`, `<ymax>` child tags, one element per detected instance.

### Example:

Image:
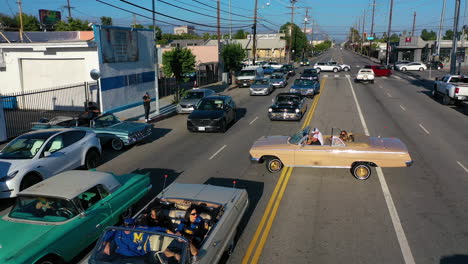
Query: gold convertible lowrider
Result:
<box><xmin>249</xmin><ymin>127</ymin><xmax>413</xmax><ymax>180</ymax></box>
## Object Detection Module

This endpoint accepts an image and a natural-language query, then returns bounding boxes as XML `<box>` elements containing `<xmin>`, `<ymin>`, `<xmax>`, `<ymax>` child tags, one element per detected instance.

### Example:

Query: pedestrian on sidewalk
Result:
<box><xmin>143</xmin><ymin>92</ymin><xmax>151</xmax><ymax>122</ymax></box>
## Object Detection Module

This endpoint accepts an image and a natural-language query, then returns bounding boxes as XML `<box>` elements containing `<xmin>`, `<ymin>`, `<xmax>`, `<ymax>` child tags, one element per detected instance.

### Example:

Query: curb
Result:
<box><xmin>148</xmin><ymin>104</ymin><xmax>177</xmax><ymax>123</ymax></box>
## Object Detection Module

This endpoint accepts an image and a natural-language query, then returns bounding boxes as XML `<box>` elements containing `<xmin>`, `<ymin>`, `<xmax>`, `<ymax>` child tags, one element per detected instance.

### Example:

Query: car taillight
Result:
<box><xmin>455</xmin><ymin>87</ymin><xmax>460</xmax><ymax>93</ymax></box>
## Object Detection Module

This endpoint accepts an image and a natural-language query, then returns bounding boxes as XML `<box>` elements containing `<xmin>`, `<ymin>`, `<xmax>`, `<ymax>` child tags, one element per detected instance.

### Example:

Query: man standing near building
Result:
<box><xmin>142</xmin><ymin>92</ymin><xmax>151</xmax><ymax>123</ymax></box>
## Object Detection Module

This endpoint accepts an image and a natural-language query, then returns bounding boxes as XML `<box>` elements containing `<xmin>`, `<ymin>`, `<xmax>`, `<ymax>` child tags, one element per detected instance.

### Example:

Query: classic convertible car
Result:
<box><xmin>32</xmin><ymin>113</ymin><xmax>151</xmax><ymax>151</ymax></box>
<box><xmin>268</xmin><ymin>93</ymin><xmax>307</xmax><ymax>121</ymax></box>
<box><xmin>88</xmin><ymin>183</ymin><xmax>248</xmax><ymax>264</ymax></box>
<box><xmin>0</xmin><ymin>170</ymin><xmax>151</xmax><ymax>264</ymax></box>
<box><xmin>249</xmin><ymin>127</ymin><xmax>413</xmax><ymax>180</ymax></box>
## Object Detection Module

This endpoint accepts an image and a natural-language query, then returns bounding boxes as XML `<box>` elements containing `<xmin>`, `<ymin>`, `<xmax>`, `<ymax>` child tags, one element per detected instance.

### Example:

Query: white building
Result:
<box><xmin>174</xmin><ymin>25</ymin><xmax>195</xmax><ymax>35</ymax></box>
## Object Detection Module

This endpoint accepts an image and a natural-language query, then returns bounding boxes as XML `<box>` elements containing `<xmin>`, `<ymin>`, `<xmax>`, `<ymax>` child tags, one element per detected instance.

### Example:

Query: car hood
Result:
<box><xmin>189</xmin><ymin>110</ymin><xmax>224</xmax><ymax>120</ymax></box>
<box><xmin>251</xmin><ymin>135</ymin><xmax>290</xmax><ymax>149</ymax></box>
<box><xmin>107</xmin><ymin>122</ymin><xmax>149</xmax><ymax>133</ymax></box>
<box><xmin>179</xmin><ymin>99</ymin><xmax>200</xmax><ymax>106</ymax></box>
<box><xmin>250</xmin><ymin>84</ymin><xmax>270</xmax><ymax>89</ymax></box>
<box><xmin>0</xmin><ymin>159</ymin><xmax>29</xmax><ymax>177</ymax></box>
<box><xmin>0</xmin><ymin>219</ymin><xmax>56</xmax><ymax>262</ymax></box>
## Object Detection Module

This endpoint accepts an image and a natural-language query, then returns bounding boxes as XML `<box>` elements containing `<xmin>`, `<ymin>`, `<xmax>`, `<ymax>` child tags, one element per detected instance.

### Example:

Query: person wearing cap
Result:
<box><xmin>307</xmin><ymin>128</ymin><xmax>323</xmax><ymax>146</ymax></box>
<box><xmin>102</xmin><ymin>218</ymin><xmax>152</xmax><ymax>258</ymax></box>
<box><xmin>142</xmin><ymin>92</ymin><xmax>151</xmax><ymax>123</ymax></box>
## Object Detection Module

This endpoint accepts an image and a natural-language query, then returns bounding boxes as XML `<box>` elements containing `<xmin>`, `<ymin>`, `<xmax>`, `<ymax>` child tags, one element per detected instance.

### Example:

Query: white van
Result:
<box><xmin>236</xmin><ymin>66</ymin><xmax>264</xmax><ymax>87</ymax></box>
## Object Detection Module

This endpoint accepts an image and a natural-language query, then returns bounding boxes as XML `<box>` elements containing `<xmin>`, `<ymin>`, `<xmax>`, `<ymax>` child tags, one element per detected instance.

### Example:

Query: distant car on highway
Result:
<box><xmin>249</xmin><ymin>127</ymin><xmax>413</xmax><ymax>180</ymax></box>
<box><xmin>177</xmin><ymin>89</ymin><xmax>216</xmax><ymax>114</ymax></box>
<box><xmin>355</xmin><ymin>69</ymin><xmax>375</xmax><ymax>83</ymax></box>
<box><xmin>89</xmin><ymin>182</ymin><xmax>248</xmax><ymax>264</ymax></box>
<box><xmin>187</xmin><ymin>95</ymin><xmax>237</xmax><ymax>133</ymax></box>
<box><xmin>290</xmin><ymin>79</ymin><xmax>320</xmax><ymax>98</ymax></box>
<box><xmin>0</xmin><ymin>129</ymin><xmax>101</xmax><ymax>199</ymax></box>
<box><xmin>0</xmin><ymin>170</ymin><xmax>150</xmax><ymax>264</ymax></box>
<box><xmin>365</xmin><ymin>65</ymin><xmax>392</xmax><ymax>77</ymax></box>
<box><xmin>270</xmin><ymin>73</ymin><xmax>288</xmax><ymax>88</ymax></box>
<box><xmin>32</xmin><ymin>113</ymin><xmax>151</xmax><ymax>151</ymax></box>
<box><xmin>268</xmin><ymin>93</ymin><xmax>307</xmax><ymax>121</ymax></box>
<box><xmin>396</xmin><ymin>62</ymin><xmax>427</xmax><ymax>71</ymax></box>
<box><xmin>250</xmin><ymin>78</ymin><xmax>274</xmax><ymax>96</ymax></box>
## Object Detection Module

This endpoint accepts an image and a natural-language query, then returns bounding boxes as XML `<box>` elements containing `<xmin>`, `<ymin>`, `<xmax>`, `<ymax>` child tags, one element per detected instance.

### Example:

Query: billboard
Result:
<box><xmin>99</xmin><ymin>28</ymin><xmax>139</xmax><ymax>63</ymax></box>
<box><xmin>39</xmin><ymin>9</ymin><xmax>61</xmax><ymax>25</ymax></box>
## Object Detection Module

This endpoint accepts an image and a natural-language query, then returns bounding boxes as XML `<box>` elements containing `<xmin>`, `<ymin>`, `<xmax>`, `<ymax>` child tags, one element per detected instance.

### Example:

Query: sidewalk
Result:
<box><xmin>112</xmin><ymin>81</ymin><xmax>230</xmax><ymax>123</ymax></box>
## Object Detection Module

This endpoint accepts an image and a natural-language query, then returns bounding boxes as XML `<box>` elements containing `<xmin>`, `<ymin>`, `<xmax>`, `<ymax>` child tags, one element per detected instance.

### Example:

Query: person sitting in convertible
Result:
<box><xmin>79</xmin><ymin>102</ymin><xmax>101</xmax><ymax>120</ymax></box>
<box><xmin>339</xmin><ymin>130</ymin><xmax>354</xmax><ymax>142</ymax></box>
<box><xmin>306</xmin><ymin>128</ymin><xmax>323</xmax><ymax>146</ymax></box>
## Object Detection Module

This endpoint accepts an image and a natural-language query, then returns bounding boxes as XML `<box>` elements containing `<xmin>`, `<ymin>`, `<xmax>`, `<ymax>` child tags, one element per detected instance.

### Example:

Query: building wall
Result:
<box><xmin>160</xmin><ymin>45</ymin><xmax>219</xmax><ymax>65</ymax></box>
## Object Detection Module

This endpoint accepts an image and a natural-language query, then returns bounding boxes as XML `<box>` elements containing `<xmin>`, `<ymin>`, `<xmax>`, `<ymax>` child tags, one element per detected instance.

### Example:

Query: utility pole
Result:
<box><xmin>358</xmin><ymin>16</ymin><xmax>361</xmax><ymax>53</ymax></box>
<box><xmin>229</xmin><ymin>0</ymin><xmax>232</xmax><ymax>39</ymax></box>
<box><xmin>252</xmin><ymin>0</ymin><xmax>258</xmax><ymax>64</ymax></box>
<box><xmin>303</xmin><ymin>7</ymin><xmax>309</xmax><ymax>59</ymax></box>
<box><xmin>287</xmin><ymin>0</ymin><xmax>297</xmax><ymax>63</ymax></box>
<box><xmin>217</xmin><ymin>0</ymin><xmax>222</xmax><ymax>81</ymax></box>
<box><xmin>17</xmin><ymin>0</ymin><xmax>24</xmax><ymax>43</ymax></box>
<box><xmin>66</xmin><ymin>0</ymin><xmax>72</xmax><ymax>19</ymax></box>
<box><xmin>361</xmin><ymin>10</ymin><xmax>366</xmax><ymax>55</ymax></box>
<box><xmin>385</xmin><ymin>0</ymin><xmax>394</xmax><ymax>66</ymax></box>
<box><xmin>458</xmin><ymin>0</ymin><xmax>468</xmax><ymax>74</ymax></box>
<box><xmin>152</xmin><ymin>0</ymin><xmax>160</xmax><ymax>115</ymax></box>
<box><xmin>450</xmin><ymin>0</ymin><xmax>461</xmax><ymax>75</ymax></box>
<box><xmin>411</xmin><ymin>11</ymin><xmax>416</xmax><ymax>37</ymax></box>
<box><xmin>437</xmin><ymin>0</ymin><xmax>447</xmax><ymax>56</ymax></box>
<box><xmin>370</xmin><ymin>0</ymin><xmax>376</xmax><ymax>58</ymax></box>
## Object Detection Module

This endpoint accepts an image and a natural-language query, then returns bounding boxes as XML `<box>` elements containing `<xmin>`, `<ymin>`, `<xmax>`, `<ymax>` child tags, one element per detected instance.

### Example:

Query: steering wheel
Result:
<box><xmin>56</xmin><ymin>208</ymin><xmax>74</xmax><ymax>219</ymax></box>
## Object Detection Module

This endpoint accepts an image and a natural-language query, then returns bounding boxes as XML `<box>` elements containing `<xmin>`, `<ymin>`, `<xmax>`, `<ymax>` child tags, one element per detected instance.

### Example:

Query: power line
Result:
<box><xmin>192</xmin><ymin>0</ymin><xmax>252</xmax><ymax>19</ymax></box>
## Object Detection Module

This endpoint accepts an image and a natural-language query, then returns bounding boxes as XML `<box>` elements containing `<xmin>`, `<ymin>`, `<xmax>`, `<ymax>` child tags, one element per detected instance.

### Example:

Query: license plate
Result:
<box><xmin>198</xmin><ymin>127</ymin><xmax>205</xmax><ymax>131</ymax></box>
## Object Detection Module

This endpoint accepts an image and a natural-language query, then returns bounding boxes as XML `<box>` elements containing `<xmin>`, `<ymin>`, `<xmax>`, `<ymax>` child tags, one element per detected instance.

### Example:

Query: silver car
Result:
<box><xmin>270</xmin><ymin>73</ymin><xmax>288</xmax><ymax>88</ymax></box>
<box><xmin>176</xmin><ymin>89</ymin><xmax>216</xmax><ymax>114</ymax></box>
<box><xmin>250</xmin><ymin>78</ymin><xmax>274</xmax><ymax>96</ymax></box>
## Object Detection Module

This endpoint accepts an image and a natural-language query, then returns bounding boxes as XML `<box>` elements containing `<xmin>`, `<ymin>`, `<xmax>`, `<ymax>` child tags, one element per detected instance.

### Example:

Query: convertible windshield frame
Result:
<box><xmin>9</xmin><ymin>195</ymin><xmax>79</xmax><ymax>222</ymax></box>
<box><xmin>93</xmin><ymin>114</ymin><xmax>121</xmax><ymax>128</ymax></box>
<box><xmin>288</xmin><ymin>127</ymin><xmax>310</xmax><ymax>145</ymax></box>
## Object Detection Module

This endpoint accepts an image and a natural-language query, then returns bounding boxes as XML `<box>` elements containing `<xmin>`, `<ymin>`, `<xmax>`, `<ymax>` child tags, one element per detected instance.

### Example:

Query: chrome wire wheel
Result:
<box><xmin>352</xmin><ymin>163</ymin><xmax>371</xmax><ymax>180</ymax></box>
<box><xmin>266</xmin><ymin>158</ymin><xmax>283</xmax><ymax>173</ymax></box>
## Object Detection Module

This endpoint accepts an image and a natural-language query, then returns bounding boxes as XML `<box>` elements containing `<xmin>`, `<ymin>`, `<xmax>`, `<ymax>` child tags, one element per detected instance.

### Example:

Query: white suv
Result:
<box><xmin>313</xmin><ymin>62</ymin><xmax>341</xmax><ymax>73</ymax></box>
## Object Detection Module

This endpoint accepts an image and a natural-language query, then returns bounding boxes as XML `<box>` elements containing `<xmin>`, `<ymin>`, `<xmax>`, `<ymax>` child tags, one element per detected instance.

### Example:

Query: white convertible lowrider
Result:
<box><xmin>88</xmin><ymin>183</ymin><xmax>249</xmax><ymax>264</ymax></box>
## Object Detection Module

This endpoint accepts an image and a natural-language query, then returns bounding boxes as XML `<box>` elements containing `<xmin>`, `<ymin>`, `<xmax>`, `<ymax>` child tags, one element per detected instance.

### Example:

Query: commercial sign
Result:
<box><xmin>39</xmin><ymin>9</ymin><xmax>61</xmax><ymax>25</ymax></box>
<box><xmin>367</xmin><ymin>37</ymin><xmax>374</xmax><ymax>40</ymax></box>
<box><xmin>99</xmin><ymin>27</ymin><xmax>139</xmax><ymax>63</ymax></box>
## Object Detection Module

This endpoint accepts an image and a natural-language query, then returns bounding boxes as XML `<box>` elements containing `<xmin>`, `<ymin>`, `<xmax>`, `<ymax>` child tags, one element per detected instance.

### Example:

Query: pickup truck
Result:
<box><xmin>433</xmin><ymin>75</ymin><xmax>468</xmax><ymax>105</ymax></box>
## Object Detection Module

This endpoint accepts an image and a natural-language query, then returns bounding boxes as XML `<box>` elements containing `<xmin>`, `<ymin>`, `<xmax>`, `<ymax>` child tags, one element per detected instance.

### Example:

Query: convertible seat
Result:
<box><xmin>149</xmin><ymin>235</ymin><xmax>174</xmax><ymax>252</ymax></box>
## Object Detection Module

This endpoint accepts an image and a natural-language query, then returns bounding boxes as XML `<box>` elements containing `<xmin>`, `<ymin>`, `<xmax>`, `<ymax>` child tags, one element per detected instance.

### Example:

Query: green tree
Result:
<box><xmin>162</xmin><ymin>47</ymin><xmax>196</xmax><ymax>102</ymax></box>
<box><xmin>280</xmin><ymin>22</ymin><xmax>308</xmax><ymax>61</ymax></box>
<box><xmin>55</xmin><ymin>17</ymin><xmax>92</xmax><ymax>31</ymax></box>
<box><xmin>131</xmin><ymin>23</ymin><xmax>144</xmax><ymax>29</ymax></box>
<box><xmin>420</xmin><ymin>29</ymin><xmax>436</xmax><ymax>40</ymax></box>
<box><xmin>389</xmin><ymin>33</ymin><xmax>400</xmax><ymax>42</ymax></box>
<box><xmin>221</xmin><ymin>43</ymin><xmax>245</xmax><ymax>84</ymax></box>
<box><xmin>0</xmin><ymin>13</ymin><xmax>40</xmax><ymax>31</ymax></box>
<box><xmin>233</xmin><ymin>29</ymin><xmax>248</xmax><ymax>39</ymax></box>
<box><xmin>202</xmin><ymin>32</ymin><xmax>210</xmax><ymax>39</ymax></box>
<box><xmin>0</xmin><ymin>13</ymin><xmax>17</xmax><ymax>31</ymax></box>
<box><xmin>147</xmin><ymin>25</ymin><xmax>162</xmax><ymax>42</ymax></box>
<box><xmin>100</xmin><ymin>16</ymin><xmax>113</xmax><ymax>26</ymax></box>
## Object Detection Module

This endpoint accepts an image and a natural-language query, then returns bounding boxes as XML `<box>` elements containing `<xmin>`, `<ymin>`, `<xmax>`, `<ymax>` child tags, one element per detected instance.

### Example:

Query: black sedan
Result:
<box><xmin>187</xmin><ymin>95</ymin><xmax>237</xmax><ymax>133</ymax></box>
<box><xmin>281</xmin><ymin>64</ymin><xmax>296</xmax><ymax>77</ymax></box>
<box><xmin>300</xmin><ymin>69</ymin><xmax>319</xmax><ymax>81</ymax></box>
<box><xmin>268</xmin><ymin>93</ymin><xmax>307</xmax><ymax>121</ymax></box>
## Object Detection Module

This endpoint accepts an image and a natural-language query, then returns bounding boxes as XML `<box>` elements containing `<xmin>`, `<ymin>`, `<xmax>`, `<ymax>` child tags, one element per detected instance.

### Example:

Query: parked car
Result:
<box><xmin>313</xmin><ymin>62</ymin><xmax>341</xmax><ymax>72</ymax></box>
<box><xmin>249</xmin><ymin>127</ymin><xmax>413</xmax><ymax>180</ymax></box>
<box><xmin>328</xmin><ymin>61</ymin><xmax>351</xmax><ymax>72</ymax></box>
<box><xmin>281</xmin><ymin>64</ymin><xmax>296</xmax><ymax>77</ymax></box>
<box><xmin>433</xmin><ymin>75</ymin><xmax>468</xmax><ymax>105</ymax></box>
<box><xmin>0</xmin><ymin>129</ymin><xmax>101</xmax><ymax>199</ymax></box>
<box><xmin>364</xmin><ymin>65</ymin><xmax>392</xmax><ymax>77</ymax></box>
<box><xmin>300</xmin><ymin>58</ymin><xmax>310</xmax><ymax>66</ymax></box>
<box><xmin>236</xmin><ymin>66</ymin><xmax>264</xmax><ymax>87</ymax></box>
<box><xmin>392</xmin><ymin>60</ymin><xmax>410</xmax><ymax>70</ymax></box>
<box><xmin>0</xmin><ymin>170</ymin><xmax>151</xmax><ymax>264</ymax></box>
<box><xmin>396</xmin><ymin>62</ymin><xmax>426</xmax><ymax>71</ymax></box>
<box><xmin>187</xmin><ymin>95</ymin><xmax>237</xmax><ymax>133</ymax></box>
<box><xmin>177</xmin><ymin>89</ymin><xmax>216</xmax><ymax>114</ymax></box>
<box><xmin>355</xmin><ymin>69</ymin><xmax>375</xmax><ymax>83</ymax></box>
<box><xmin>290</xmin><ymin>79</ymin><xmax>320</xmax><ymax>98</ymax></box>
<box><xmin>250</xmin><ymin>78</ymin><xmax>274</xmax><ymax>96</ymax></box>
<box><xmin>270</xmin><ymin>73</ymin><xmax>288</xmax><ymax>88</ymax></box>
<box><xmin>32</xmin><ymin>113</ymin><xmax>151</xmax><ymax>151</ymax></box>
<box><xmin>88</xmin><ymin>182</ymin><xmax>248</xmax><ymax>264</ymax></box>
<box><xmin>268</xmin><ymin>93</ymin><xmax>307</xmax><ymax>121</ymax></box>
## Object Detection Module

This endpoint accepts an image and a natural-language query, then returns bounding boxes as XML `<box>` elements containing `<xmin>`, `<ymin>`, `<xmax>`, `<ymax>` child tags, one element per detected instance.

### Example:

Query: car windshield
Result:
<box><xmin>294</xmin><ymin>79</ymin><xmax>314</xmax><ymax>86</ymax></box>
<box><xmin>239</xmin><ymin>70</ymin><xmax>255</xmax><ymax>76</ymax></box>
<box><xmin>0</xmin><ymin>134</ymin><xmax>50</xmax><ymax>159</ymax></box>
<box><xmin>289</xmin><ymin>128</ymin><xmax>309</xmax><ymax>144</ymax></box>
<box><xmin>9</xmin><ymin>195</ymin><xmax>79</xmax><ymax>222</ymax></box>
<box><xmin>253</xmin><ymin>79</ymin><xmax>269</xmax><ymax>85</ymax></box>
<box><xmin>277</xmin><ymin>95</ymin><xmax>299</xmax><ymax>103</ymax></box>
<box><xmin>183</xmin><ymin>91</ymin><xmax>204</xmax><ymax>99</ymax></box>
<box><xmin>93</xmin><ymin>114</ymin><xmax>121</xmax><ymax>128</ymax></box>
<box><xmin>91</xmin><ymin>228</ymin><xmax>189</xmax><ymax>263</ymax></box>
<box><xmin>197</xmin><ymin>99</ymin><xmax>224</xmax><ymax>110</ymax></box>
<box><xmin>271</xmin><ymin>74</ymin><xmax>283</xmax><ymax>79</ymax></box>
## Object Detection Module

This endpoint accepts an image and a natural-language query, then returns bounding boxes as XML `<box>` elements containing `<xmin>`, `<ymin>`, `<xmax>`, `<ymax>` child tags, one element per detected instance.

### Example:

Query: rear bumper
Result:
<box><xmin>250</xmin><ymin>155</ymin><xmax>261</xmax><ymax>163</ymax></box>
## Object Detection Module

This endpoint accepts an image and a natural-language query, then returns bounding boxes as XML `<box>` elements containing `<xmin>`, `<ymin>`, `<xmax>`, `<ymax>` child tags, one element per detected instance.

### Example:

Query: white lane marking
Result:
<box><xmin>394</xmin><ymin>75</ymin><xmax>402</xmax><ymax>80</ymax></box>
<box><xmin>377</xmin><ymin>84</ymin><xmax>384</xmax><ymax>89</ymax></box>
<box><xmin>407</xmin><ymin>76</ymin><xmax>416</xmax><ymax>80</ymax></box>
<box><xmin>418</xmin><ymin>124</ymin><xmax>430</xmax><ymax>134</ymax></box>
<box><xmin>323</xmin><ymin>74</ymin><xmax>329</xmax><ymax>78</ymax></box>
<box><xmin>345</xmin><ymin>74</ymin><xmax>350</xmax><ymax>78</ymax></box>
<box><xmin>382</xmin><ymin>76</ymin><xmax>388</xmax><ymax>79</ymax></box>
<box><xmin>249</xmin><ymin>116</ymin><xmax>259</xmax><ymax>125</ymax></box>
<box><xmin>346</xmin><ymin>75</ymin><xmax>416</xmax><ymax>264</ymax></box>
<box><xmin>209</xmin><ymin>145</ymin><xmax>227</xmax><ymax>160</ymax></box>
<box><xmin>334</xmin><ymin>74</ymin><xmax>339</xmax><ymax>78</ymax></box>
<box><xmin>457</xmin><ymin>161</ymin><xmax>468</xmax><ymax>173</ymax></box>
<box><xmin>386</xmin><ymin>92</ymin><xmax>392</xmax><ymax>97</ymax></box>
<box><xmin>400</xmin><ymin>105</ymin><xmax>407</xmax><ymax>111</ymax></box>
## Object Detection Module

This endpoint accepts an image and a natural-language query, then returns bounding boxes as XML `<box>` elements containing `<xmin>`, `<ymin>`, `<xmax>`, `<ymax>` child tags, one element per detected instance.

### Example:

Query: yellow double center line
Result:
<box><xmin>242</xmin><ymin>77</ymin><xmax>327</xmax><ymax>264</ymax></box>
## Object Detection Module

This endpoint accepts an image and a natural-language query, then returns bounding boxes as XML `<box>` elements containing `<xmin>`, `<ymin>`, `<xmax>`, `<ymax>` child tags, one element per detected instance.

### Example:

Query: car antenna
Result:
<box><xmin>232</xmin><ymin>180</ymin><xmax>237</xmax><ymax>189</ymax></box>
<box><xmin>161</xmin><ymin>174</ymin><xmax>169</xmax><ymax>197</ymax></box>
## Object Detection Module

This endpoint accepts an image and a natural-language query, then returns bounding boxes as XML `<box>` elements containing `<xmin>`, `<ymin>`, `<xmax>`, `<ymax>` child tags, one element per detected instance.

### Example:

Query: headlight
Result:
<box><xmin>268</xmin><ymin>108</ymin><xmax>273</xmax><ymax>112</ymax></box>
<box><xmin>279</xmin><ymin>81</ymin><xmax>284</xmax><ymax>84</ymax></box>
<box><xmin>0</xmin><ymin>170</ymin><xmax>19</xmax><ymax>181</ymax></box>
<box><xmin>295</xmin><ymin>109</ymin><xmax>300</xmax><ymax>113</ymax></box>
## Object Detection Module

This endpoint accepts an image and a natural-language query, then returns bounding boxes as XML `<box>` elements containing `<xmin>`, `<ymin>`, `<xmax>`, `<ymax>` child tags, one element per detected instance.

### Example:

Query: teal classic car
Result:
<box><xmin>32</xmin><ymin>113</ymin><xmax>152</xmax><ymax>151</ymax></box>
<box><xmin>0</xmin><ymin>170</ymin><xmax>151</xmax><ymax>264</ymax></box>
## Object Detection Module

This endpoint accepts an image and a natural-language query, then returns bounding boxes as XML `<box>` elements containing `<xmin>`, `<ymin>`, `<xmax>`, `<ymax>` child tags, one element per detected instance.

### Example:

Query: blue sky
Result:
<box><xmin>2</xmin><ymin>0</ymin><xmax>464</xmax><ymax>41</ymax></box>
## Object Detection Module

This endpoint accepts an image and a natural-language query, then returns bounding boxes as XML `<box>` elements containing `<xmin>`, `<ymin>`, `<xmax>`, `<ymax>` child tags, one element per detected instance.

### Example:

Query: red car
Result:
<box><xmin>365</xmin><ymin>65</ymin><xmax>393</xmax><ymax>77</ymax></box>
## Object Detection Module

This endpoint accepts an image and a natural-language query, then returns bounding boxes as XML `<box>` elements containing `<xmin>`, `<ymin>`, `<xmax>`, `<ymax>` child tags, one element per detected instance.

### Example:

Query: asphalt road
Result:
<box><xmin>2</xmin><ymin>48</ymin><xmax>468</xmax><ymax>264</ymax></box>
